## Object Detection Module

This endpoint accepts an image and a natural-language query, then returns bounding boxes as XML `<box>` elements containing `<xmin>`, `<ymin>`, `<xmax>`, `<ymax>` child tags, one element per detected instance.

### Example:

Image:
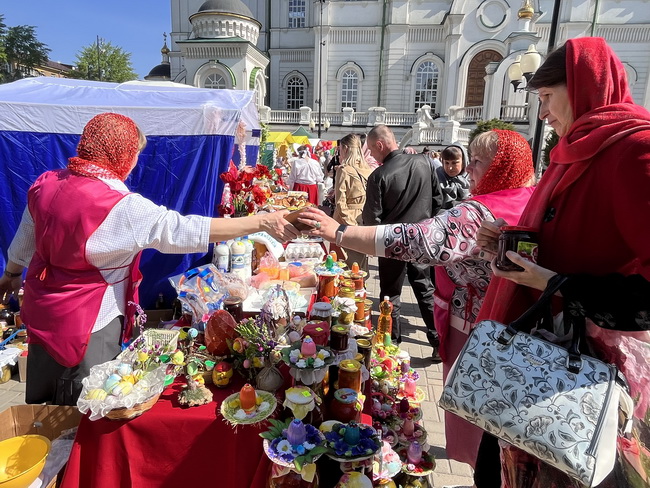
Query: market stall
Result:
<box><xmin>0</xmin><ymin>77</ymin><xmax>261</xmax><ymax>308</ymax></box>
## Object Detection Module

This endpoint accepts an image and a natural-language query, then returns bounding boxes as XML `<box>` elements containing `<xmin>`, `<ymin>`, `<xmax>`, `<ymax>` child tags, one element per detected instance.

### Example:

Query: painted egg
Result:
<box><xmin>103</xmin><ymin>373</ymin><xmax>122</xmax><ymax>392</ymax></box>
<box><xmin>111</xmin><ymin>381</ymin><xmax>134</xmax><ymax>397</ymax></box>
<box><xmin>85</xmin><ymin>388</ymin><xmax>108</xmax><ymax>401</ymax></box>
<box><xmin>116</xmin><ymin>363</ymin><xmax>133</xmax><ymax>377</ymax></box>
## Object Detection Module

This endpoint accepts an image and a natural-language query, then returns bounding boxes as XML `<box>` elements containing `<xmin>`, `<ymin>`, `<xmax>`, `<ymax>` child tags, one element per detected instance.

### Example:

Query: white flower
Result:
<box><xmin>296</xmin><ymin>359</ymin><xmax>307</xmax><ymax>368</ymax></box>
<box><xmin>303</xmin><ymin>441</ymin><xmax>316</xmax><ymax>450</ymax></box>
<box><xmin>313</xmin><ymin>358</ymin><xmax>324</xmax><ymax>368</ymax></box>
<box><xmin>259</xmin><ymin>401</ymin><xmax>270</xmax><ymax>411</ymax></box>
<box><xmin>277</xmin><ymin>439</ymin><xmax>292</xmax><ymax>454</ymax></box>
<box><xmin>234</xmin><ymin>409</ymin><xmax>247</xmax><ymax>420</ymax></box>
<box><xmin>320</xmin><ymin>349</ymin><xmax>331</xmax><ymax>358</ymax></box>
<box><xmin>332</xmin><ymin>297</ymin><xmax>356</xmax><ymax>313</ymax></box>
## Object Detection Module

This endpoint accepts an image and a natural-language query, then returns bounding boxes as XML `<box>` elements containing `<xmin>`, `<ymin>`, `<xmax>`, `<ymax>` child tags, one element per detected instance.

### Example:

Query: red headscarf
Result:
<box><xmin>67</xmin><ymin>113</ymin><xmax>142</xmax><ymax>181</ymax></box>
<box><xmin>478</xmin><ymin>37</ymin><xmax>650</xmax><ymax>323</ymax></box>
<box><xmin>472</xmin><ymin>129</ymin><xmax>534</xmax><ymax>195</ymax></box>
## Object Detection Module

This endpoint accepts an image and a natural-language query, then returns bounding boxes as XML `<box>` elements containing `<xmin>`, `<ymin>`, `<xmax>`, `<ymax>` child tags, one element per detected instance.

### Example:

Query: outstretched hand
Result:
<box><xmin>490</xmin><ymin>251</ymin><xmax>557</xmax><ymax>292</ymax></box>
<box><xmin>297</xmin><ymin>207</ymin><xmax>339</xmax><ymax>242</ymax></box>
<box><xmin>259</xmin><ymin>209</ymin><xmax>301</xmax><ymax>242</ymax></box>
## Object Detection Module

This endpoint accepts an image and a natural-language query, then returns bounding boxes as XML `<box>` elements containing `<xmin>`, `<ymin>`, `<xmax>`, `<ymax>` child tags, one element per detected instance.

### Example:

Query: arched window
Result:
<box><xmin>414</xmin><ymin>61</ymin><xmax>439</xmax><ymax>111</ymax></box>
<box><xmin>204</xmin><ymin>73</ymin><xmax>227</xmax><ymax>89</ymax></box>
<box><xmin>286</xmin><ymin>76</ymin><xmax>305</xmax><ymax>109</ymax></box>
<box><xmin>341</xmin><ymin>69</ymin><xmax>358</xmax><ymax>110</ymax></box>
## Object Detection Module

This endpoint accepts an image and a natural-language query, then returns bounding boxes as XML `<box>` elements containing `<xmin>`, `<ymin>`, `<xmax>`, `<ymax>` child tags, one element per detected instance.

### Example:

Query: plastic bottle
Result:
<box><xmin>374</xmin><ymin>296</ymin><xmax>393</xmax><ymax>347</ymax></box>
<box><xmin>242</xmin><ymin>236</ymin><xmax>254</xmax><ymax>279</ymax></box>
<box><xmin>214</xmin><ymin>241</ymin><xmax>230</xmax><ymax>273</ymax></box>
<box><xmin>230</xmin><ymin>238</ymin><xmax>247</xmax><ymax>280</ymax></box>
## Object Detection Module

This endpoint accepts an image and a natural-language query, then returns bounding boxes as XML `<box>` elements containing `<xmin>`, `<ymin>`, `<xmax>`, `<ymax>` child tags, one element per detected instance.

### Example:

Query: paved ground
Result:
<box><xmin>0</xmin><ymin>257</ymin><xmax>474</xmax><ymax>487</ymax></box>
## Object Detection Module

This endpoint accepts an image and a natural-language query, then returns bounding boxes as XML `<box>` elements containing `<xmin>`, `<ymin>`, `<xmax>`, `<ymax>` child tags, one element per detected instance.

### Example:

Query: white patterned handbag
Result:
<box><xmin>439</xmin><ymin>276</ymin><xmax>633</xmax><ymax>487</ymax></box>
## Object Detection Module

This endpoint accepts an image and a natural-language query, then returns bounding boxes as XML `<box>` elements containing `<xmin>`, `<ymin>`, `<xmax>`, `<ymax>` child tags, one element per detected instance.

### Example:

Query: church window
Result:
<box><xmin>341</xmin><ymin>69</ymin><xmax>358</xmax><ymax>110</ymax></box>
<box><xmin>289</xmin><ymin>0</ymin><xmax>306</xmax><ymax>29</ymax></box>
<box><xmin>205</xmin><ymin>73</ymin><xmax>227</xmax><ymax>89</ymax></box>
<box><xmin>414</xmin><ymin>61</ymin><xmax>439</xmax><ymax>111</ymax></box>
<box><xmin>286</xmin><ymin>76</ymin><xmax>305</xmax><ymax>109</ymax></box>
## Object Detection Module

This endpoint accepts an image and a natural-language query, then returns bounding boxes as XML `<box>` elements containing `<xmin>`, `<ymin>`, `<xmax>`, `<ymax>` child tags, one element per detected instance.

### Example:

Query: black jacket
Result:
<box><xmin>362</xmin><ymin>150</ymin><xmax>443</xmax><ymax>225</ymax></box>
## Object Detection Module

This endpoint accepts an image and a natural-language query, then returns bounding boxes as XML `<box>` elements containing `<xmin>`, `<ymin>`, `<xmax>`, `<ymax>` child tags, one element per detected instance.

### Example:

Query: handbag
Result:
<box><xmin>439</xmin><ymin>275</ymin><xmax>633</xmax><ymax>487</ymax></box>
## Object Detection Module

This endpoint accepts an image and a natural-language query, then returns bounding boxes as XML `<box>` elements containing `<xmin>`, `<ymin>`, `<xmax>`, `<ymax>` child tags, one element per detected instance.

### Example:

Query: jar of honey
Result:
<box><xmin>328</xmin><ymin>388</ymin><xmax>361</xmax><ymax>423</ymax></box>
<box><xmin>310</xmin><ymin>302</ymin><xmax>333</xmax><ymax>326</ymax></box>
<box><xmin>338</xmin><ymin>359</ymin><xmax>362</xmax><ymax>392</ymax></box>
<box><xmin>496</xmin><ymin>226</ymin><xmax>538</xmax><ymax>272</ymax></box>
<box><xmin>329</xmin><ymin>324</ymin><xmax>350</xmax><ymax>351</ymax></box>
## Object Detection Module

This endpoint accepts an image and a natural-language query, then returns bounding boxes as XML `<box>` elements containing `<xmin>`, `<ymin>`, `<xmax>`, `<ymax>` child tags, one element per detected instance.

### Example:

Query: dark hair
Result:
<box><xmin>355</xmin><ymin>133</ymin><xmax>367</xmax><ymax>146</ymax></box>
<box><xmin>527</xmin><ymin>43</ymin><xmax>568</xmax><ymax>90</ymax></box>
<box><xmin>422</xmin><ymin>146</ymin><xmax>430</xmax><ymax>153</ymax></box>
<box><xmin>441</xmin><ymin>146</ymin><xmax>463</xmax><ymax>160</ymax></box>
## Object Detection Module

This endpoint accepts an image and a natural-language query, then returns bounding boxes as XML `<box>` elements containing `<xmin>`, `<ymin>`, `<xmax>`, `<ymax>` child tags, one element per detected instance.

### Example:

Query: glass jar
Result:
<box><xmin>317</xmin><ymin>274</ymin><xmax>338</xmax><ymax>301</ymax></box>
<box><xmin>329</xmin><ymin>324</ymin><xmax>350</xmax><ymax>352</ymax></box>
<box><xmin>310</xmin><ymin>302</ymin><xmax>333</xmax><ymax>326</ymax></box>
<box><xmin>283</xmin><ymin>386</ymin><xmax>323</xmax><ymax>427</ymax></box>
<box><xmin>338</xmin><ymin>286</ymin><xmax>356</xmax><ymax>299</ymax></box>
<box><xmin>354</xmin><ymin>298</ymin><xmax>366</xmax><ymax>322</ymax></box>
<box><xmin>223</xmin><ymin>297</ymin><xmax>243</xmax><ymax>323</ymax></box>
<box><xmin>267</xmin><ymin>463</ymin><xmax>319</xmax><ymax>488</ymax></box>
<box><xmin>338</xmin><ymin>359</ymin><xmax>362</xmax><ymax>392</ymax></box>
<box><xmin>496</xmin><ymin>226</ymin><xmax>538</xmax><ymax>272</ymax></box>
<box><xmin>355</xmin><ymin>339</ymin><xmax>372</xmax><ymax>370</ymax></box>
<box><xmin>328</xmin><ymin>388</ymin><xmax>361</xmax><ymax>423</ymax></box>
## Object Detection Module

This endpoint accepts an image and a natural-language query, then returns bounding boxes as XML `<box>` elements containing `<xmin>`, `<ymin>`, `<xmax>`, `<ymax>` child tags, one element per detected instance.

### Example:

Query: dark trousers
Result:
<box><xmin>26</xmin><ymin>315</ymin><xmax>123</xmax><ymax>405</ymax></box>
<box><xmin>474</xmin><ymin>433</ymin><xmax>502</xmax><ymax>488</ymax></box>
<box><xmin>378</xmin><ymin>257</ymin><xmax>437</xmax><ymax>345</ymax></box>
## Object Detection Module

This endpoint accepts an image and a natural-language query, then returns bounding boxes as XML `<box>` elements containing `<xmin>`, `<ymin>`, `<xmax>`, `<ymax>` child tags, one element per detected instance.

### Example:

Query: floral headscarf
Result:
<box><xmin>67</xmin><ymin>113</ymin><xmax>142</xmax><ymax>181</ymax></box>
<box><xmin>472</xmin><ymin>129</ymin><xmax>534</xmax><ymax>195</ymax></box>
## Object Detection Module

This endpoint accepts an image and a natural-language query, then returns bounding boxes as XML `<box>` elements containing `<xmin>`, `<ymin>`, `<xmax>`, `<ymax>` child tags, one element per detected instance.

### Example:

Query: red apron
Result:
<box><xmin>21</xmin><ymin>170</ymin><xmax>141</xmax><ymax>368</ymax></box>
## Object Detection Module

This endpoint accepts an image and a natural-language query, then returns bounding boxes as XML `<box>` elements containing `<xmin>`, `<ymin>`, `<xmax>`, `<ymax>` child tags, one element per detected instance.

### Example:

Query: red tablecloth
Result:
<box><xmin>61</xmin><ymin>379</ymin><xmax>271</xmax><ymax>488</ymax></box>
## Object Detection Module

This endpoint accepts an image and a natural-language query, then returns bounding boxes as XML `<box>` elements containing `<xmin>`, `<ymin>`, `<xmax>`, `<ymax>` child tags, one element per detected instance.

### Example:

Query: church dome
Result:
<box><xmin>198</xmin><ymin>0</ymin><xmax>253</xmax><ymax>18</ymax></box>
<box><xmin>144</xmin><ymin>37</ymin><xmax>171</xmax><ymax>81</ymax></box>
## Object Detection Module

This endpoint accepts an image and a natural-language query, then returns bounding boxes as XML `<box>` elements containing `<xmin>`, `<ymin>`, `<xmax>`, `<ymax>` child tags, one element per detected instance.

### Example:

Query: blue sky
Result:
<box><xmin>2</xmin><ymin>1</ymin><xmax>171</xmax><ymax>79</ymax></box>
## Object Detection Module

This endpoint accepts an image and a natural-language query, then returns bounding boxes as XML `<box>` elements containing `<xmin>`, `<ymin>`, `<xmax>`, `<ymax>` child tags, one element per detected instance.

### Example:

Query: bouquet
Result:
<box><xmin>218</xmin><ymin>161</ymin><xmax>274</xmax><ymax>216</ymax></box>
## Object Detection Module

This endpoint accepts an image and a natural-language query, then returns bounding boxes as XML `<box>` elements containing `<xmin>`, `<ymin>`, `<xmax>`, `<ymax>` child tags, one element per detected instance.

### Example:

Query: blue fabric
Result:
<box><xmin>0</xmin><ymin>130</ymin><xmax>236</xmax><ymax>309</ymax></box>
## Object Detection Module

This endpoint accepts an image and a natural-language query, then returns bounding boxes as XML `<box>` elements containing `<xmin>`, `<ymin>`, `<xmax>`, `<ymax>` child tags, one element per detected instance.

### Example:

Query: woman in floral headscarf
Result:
<box><xmin>300</xmin><ymin>129</ymin><xmax>536</xmax><ymax>469</ymax></box>
<box><xmin>476</xmin><ymin>38</ymin><xmax>650</xmax><ymax>488</ymax></box>
<box><xmin>0</xmin><ymin>113</ymin><xmax>299</xmax><ymax>406</ymax></box>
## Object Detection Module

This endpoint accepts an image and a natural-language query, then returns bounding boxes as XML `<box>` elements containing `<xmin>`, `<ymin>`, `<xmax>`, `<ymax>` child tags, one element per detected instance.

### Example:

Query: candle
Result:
<box><xmin>402</xmin><ymin>418</ymin><xmax>415</xmax><ymax>437</ymax></box>
<box><xmin>300</xmin><ymin>336</ymin><xmax>317</xmax><ymax>357</ymax></box>
<box><xmin>407</xmin><ymin>441</ymin><xmax>423</xmax><ymax>464</ymax></box>
<box><xmin>404</xmin><ymin>378</ymin><xmax>417</xmax><ymax>397</ymax></box>
<box><xmin>343</xmin><ymin>421</ymin><xmax>361</xmax><ymax>446</ymax></box>
<box><xmin>239</xmin><ymin>383</ymin><xmax>257</xmax><ymax>413</ymax></box>
<box><xmin>286</xmin><ymin>418</ymin><xmax>307</xmax><ymax>446</ymax></box>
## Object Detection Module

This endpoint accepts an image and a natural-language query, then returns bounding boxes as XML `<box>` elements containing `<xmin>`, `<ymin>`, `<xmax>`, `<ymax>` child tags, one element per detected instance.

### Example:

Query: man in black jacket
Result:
<box><xmin>362</xmin><ymin>125</ymin><xmax>443</xmax><ymax>359</ymax></box>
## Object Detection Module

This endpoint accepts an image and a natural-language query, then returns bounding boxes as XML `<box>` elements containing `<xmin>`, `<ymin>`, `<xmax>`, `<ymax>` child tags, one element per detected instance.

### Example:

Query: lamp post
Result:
<box><xmin>96</xmin><ymin>35</ymin><xmax>105</xmax><ymax>81</ymax></box>
<box><xmin>531</xmin><ymin>0</ymin><xmax>562</xmax><ymax>175</ymax></box>
<box><xmin>316</xmin><ymin>0</ymin><xmax>326</xmax><ymax>138</ymax></box>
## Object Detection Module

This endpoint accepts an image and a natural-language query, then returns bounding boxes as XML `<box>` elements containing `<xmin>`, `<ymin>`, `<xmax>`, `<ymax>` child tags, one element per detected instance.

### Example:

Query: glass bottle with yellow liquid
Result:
<box><xmin>373</xmin><ymin>296</ymin><xmax>393</xmax><ymax>347</ymax></box>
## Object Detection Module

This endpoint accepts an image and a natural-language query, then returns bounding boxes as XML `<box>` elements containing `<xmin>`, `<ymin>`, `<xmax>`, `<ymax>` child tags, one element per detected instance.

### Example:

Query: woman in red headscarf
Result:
<box><xmin>299</xmin><ymin>129</ymin><xmax>536</xmax><ymax>468</ymax></box>
<box><xmin>0</xmin><ymin>113</ymin><xmax>299</xmax><ymax>406</ymax></box>
<box><xmin>475</xmin><ymin>38</ymin><xmax>650</xmax><ymax>488</ymax></box>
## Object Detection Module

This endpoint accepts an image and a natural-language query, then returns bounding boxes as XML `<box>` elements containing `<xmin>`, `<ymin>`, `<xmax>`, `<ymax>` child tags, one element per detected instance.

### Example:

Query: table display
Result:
<box><xmin>62</xmin><ymin>220</ymin><xmax>437</xmax><ymax>488</ymax></box>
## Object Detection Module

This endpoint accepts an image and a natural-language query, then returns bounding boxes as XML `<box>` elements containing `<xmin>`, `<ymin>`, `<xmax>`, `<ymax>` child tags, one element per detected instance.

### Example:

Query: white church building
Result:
<box><xmin>148</xmin><ymin>0</ymin><xmax>650</xmax><ymax>147</ymax></box>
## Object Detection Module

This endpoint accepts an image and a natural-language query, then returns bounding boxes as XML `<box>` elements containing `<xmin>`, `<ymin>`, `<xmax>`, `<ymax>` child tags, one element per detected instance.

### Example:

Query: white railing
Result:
<box><xmin>268</xmin><ymin>110</ymin><xmax>302</xmax><ymax>124</ymax></box>
<box><xmin>456</xmin><ymin>128</ymin><xmax>471</xmax><ymax>145</ymax></box>
<box><xmin>418</xmin><ymin>128</ymin><xmax>446</xmax><ymax>144</ymax></box>
<box><xmin>500</xmin><ymin>105</ymin><xmax>529</xmax><ymax>122</ymax></box>
<box><xmin>449</xmin><ymin>105</ymin><xmax>483</xmax><ymax>122</ymax></box>
<box><xmin>384</xmin><ymin>112</ymin><xmax>418</xmax><ymax>126</ymax></box>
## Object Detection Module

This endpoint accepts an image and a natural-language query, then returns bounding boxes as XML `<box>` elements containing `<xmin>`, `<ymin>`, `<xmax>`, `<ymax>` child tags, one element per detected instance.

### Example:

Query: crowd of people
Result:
<box><xmin>1</xmin><ymin>37</ymin><xmax>648</xmax><ymax>488</ymax></box>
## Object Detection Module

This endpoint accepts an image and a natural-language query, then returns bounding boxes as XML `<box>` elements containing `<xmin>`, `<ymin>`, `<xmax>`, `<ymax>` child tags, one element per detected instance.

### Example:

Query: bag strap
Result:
<box><xmin>496</xmin><ymin>274</ymin><xmax>585</xmax><ymax>373</ymax></box>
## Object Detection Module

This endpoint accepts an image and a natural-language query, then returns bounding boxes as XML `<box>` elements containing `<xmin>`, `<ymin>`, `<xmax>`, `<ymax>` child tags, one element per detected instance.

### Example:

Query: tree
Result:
<box><xmin>468</xmin><ymin>118</ymin><xmax>516</xmax><ymax>145</ymax></box>
<box><xmin>0</xmin><ymin>19</ymin><xmax>50</xmax><ymax>82</ymax></box>
<box><xmin>72</xmin><ymin>39</ymin><xmax>137</xmax><ymax>83</ymax></box>
<box><xmin>542</xmin><ymin>129</ymin><xmax>559</xmax><ymax>168</ymax></box>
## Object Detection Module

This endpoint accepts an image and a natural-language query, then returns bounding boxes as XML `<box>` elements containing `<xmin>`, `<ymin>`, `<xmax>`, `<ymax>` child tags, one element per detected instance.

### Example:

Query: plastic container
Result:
<box><xmin>214</xmin><ymin>241</ymin><xmax>230</xmax><ymax>273</ymax></box>
<box><xmin>230</xmin><ymin>238</ymin><xmax>247</xmax><ymax>279</ymax></box>
<box><xmin>243</xmin><ymin>236</ymin><xmax>254</xmax><ymax>279</ymax></box>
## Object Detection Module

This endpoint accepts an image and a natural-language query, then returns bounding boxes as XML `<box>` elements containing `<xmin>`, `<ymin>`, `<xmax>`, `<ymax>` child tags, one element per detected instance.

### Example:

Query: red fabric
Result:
<box><xmin>68</xmin><ymin>113</ymin><xmax>141</xmax><ymax>182</ymax></box>
<box><xmin>292</xmin><ymin>182</ymin><xmax>319</xmax><ymax>205</ymax></box>
<box><xmin>479</xmin><ymin>37</ymin><xmax>650</xmax><ymax>324</ymax></box>
<box><xmin>61</xmin><ymin>378</ymin><xmax>271</xmax><ymax>488</ymax></box>
<box><xmin>21</xmin><ymin>170</ymin><xmax>128</xmax><ymax>367</ymax></box>
<box><xmin>473</xmin><ymin>130</ymin><xmax>535</xmax><ymax>195</ymax></box>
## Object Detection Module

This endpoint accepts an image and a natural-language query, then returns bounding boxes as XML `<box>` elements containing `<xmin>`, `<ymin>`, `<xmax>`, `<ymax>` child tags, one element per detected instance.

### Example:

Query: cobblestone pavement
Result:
<box><xmin>0</xmin><ymin>257</ymin><xmax>475</xmax><ymax>487</ymax></box>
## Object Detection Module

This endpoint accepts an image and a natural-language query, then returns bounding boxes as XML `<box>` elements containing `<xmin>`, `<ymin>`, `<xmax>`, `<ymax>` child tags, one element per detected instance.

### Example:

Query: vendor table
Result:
<box><xmin>61</xmin><ymin>378</ymin><xmax>271</xmax><ymax>488</ymax></box>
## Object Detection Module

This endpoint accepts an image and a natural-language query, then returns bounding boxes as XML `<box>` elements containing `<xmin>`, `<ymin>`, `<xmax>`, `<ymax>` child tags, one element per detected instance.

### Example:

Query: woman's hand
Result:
<box><xmin>491</xmin><ymin>251</ymin><xmax>557</xmax><ymax>291</ymax></box>
<box><xmin>258</xmin><ymin>209</ymin><xmax>301</xmax><ymax>242</ymax></box>
<box><xmin>0</xmin><ymin>273</ymin><xmax>22</xmax><ymax>304</ymax></box>
<box><xmin>476</xmin><ymin>218</ymin><xmax>507</xmax><ymax>259</ymax></box>
<box><xmin>297</xmin><ymin>207</ymin><xmax>338</xmax><ymax>242</ymax></box>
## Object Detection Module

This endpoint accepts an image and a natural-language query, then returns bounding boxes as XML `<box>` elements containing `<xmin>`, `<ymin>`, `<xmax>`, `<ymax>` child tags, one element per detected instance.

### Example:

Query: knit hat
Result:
<box><xmin>67</xmin><ymin>113</ymin><xmax>142</xmax><ymax>181</ymax></box>
<box><xmin>472</xmin><ymin>130</ymin><xmax>534</xmax><ymax>195</ymax></box>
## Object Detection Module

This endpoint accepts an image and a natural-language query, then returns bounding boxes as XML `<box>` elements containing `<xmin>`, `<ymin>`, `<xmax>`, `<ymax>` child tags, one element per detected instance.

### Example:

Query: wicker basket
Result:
<box><xmin>105</xmin><ymin>393</ymin><xmax>161</xmax><ymax>420</ymax></box>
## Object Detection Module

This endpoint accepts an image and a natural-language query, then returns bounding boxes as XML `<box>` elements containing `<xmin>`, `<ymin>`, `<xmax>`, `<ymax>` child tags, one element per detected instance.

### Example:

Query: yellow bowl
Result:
<box><xmin>0</xmin><ymin>435</ymin><xmax>51</xmax><ymax>488</ymax></box>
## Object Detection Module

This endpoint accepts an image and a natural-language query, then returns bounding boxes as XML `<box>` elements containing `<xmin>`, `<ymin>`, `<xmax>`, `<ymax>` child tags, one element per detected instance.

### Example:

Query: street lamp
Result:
<box><xmin>507</xmin><ymin>44</ymin><xmax>543</xmax><ymax>92</ymax></box>
<box><xmin>316</xmin><ymin>0</ymin><xmax>326</xmax><ymax>138</ymax></box>
<box><xmin>324</xmin><ymin>119</ymin><xmax>330</xmax><ymax>132</ymax></box>
<box><xmin>507</xmin><ymin>56</ymin><xmax>524</xmax><ymax>92</ymax></box>
<box><xmin>309</xmin><ymin>119</ymin><xmax>316</xmax><ymax>131</ymax></box>
<box><xmin>96</xmin><ymin>35</ymin><xmax>105</xmax><ymax>81</ymax></box>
